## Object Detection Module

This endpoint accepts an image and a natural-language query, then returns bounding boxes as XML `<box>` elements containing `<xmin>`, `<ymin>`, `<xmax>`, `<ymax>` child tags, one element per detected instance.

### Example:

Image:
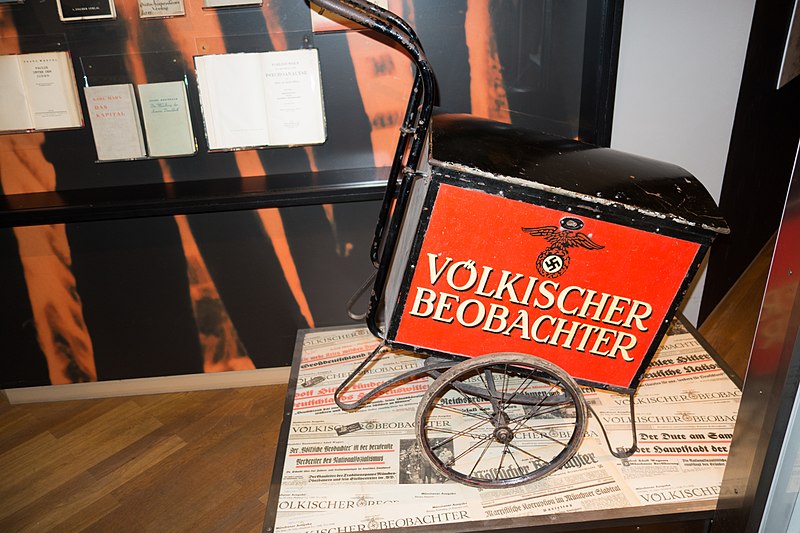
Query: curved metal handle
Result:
<box><xmin>314</xmin><ymin>0</ymin><xmax>436</xmax><ymax>340</ymax></box>
<box><xmin>312</xmin><ymin>0</ymin><xmax>434</xmax><ymax>172</ymax></box>
<box><xmin>335</xmin><ymin>2</ymin><xmax>425</xmax><ymax>270</ymax></box>
<box><xmin>340</xmin><ymin>0</ymin><xmax>420</xmax><ymax>41</ymax></box>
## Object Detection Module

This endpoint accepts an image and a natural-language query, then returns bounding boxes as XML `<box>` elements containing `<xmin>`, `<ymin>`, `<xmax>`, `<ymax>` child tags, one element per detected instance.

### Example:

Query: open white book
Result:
<box><xmin>195</xmin><ymin>49</ymin><xmax>326</xmax><ymax>151</ymax></box>
<box><xmin>0</xmin><ymin>51</ymin><xmax>83</xmax><ymax>133</ymax></box>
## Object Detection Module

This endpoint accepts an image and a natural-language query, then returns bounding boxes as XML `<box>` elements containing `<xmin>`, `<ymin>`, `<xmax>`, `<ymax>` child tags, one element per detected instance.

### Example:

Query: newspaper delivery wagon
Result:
<box><xmin>314</xmin><ymin>0</ymin><xmax>730</xmax><ymax>488</ymax></box>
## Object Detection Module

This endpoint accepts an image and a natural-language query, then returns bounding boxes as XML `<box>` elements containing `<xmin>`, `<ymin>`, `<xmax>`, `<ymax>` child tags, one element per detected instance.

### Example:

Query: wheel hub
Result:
<box><xmin>494</xmin><ymin>426</ymin><xmax>514</xmax><ymax>444</ymax></box>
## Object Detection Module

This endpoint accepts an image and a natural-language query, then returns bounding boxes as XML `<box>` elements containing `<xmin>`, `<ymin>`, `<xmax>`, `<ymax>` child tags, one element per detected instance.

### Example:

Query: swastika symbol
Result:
<box><xmin>543</xmin><ymin>254</ymin><xmax>564</xmax><ymax>274</ymax></box>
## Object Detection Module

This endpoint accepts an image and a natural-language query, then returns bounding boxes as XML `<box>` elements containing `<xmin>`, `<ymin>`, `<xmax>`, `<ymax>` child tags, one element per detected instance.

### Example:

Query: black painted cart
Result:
<box><xmin>315</xmin><ymin>0</ymin><xmax>729</xmax><ymax>488</ymax></box>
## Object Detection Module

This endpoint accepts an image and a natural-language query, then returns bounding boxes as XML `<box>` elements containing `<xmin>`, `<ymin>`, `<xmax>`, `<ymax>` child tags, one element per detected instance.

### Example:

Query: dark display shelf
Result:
<box><xmin>0</xmin><ymin>167</ymin><xmax>389</xmax><ymax>227</ymax></box>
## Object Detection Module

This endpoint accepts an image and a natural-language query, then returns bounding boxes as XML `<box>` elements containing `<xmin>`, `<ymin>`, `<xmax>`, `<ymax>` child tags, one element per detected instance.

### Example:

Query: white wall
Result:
<box><xmin>611</xmin><ymin>0</ymin><xmax>756</xmax><ymax>324</ymax></box>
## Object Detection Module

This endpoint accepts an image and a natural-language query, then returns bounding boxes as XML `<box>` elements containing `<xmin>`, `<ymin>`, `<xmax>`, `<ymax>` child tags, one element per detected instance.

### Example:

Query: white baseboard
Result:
<box><xmin>3</xmin><ymin>367</ymin><xmax>291</xmax><ymax>404</ymax></box>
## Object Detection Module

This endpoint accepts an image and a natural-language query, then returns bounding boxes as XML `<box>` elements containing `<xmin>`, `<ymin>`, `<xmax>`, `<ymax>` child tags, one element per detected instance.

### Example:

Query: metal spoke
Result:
<box><xmin>506</xmin><ymin>441</ymin><xmax>548</xmax><ymax>464</ymax></box>
<box><xmin>501</xmin><ymin>370</ymin><xmax>546</xmax><ymax>411</ymax></box>
<box><xmin>509</xmin><ymin>403</ymin><xmax>571</xmax><ymax>422</ymax></box>
<box><xmin>468</xmin><ymin>437</ymin><xmax>495</xmax><ymax>478</ymax></box>
<box><xmin>431</xmin><ymin>402</ymin><xmax>493</xmax><ymax>422</ymax></box>
<box><xmin>513</xmin><ymin>383</ymin><xmax>556</xmax><ymax>412</ymax></box>
<box><xmin>509</xmin><ymin>403</ymin><xmax>573</xmax><ymax>448</ymax></box>
<box><xmin>502</xmin><ymin>364</ymin><xmax>509</xmax><ymax>401</ymax></box>
<box><xmin>496</xmin><ymin>444</ymin><xmax>510</xmax><ymax>480</ymax></box>
<box><xmin>449</xmin><ymin>433</ymin><xmax>495</xmax><ymax>467</ymax></box>
<box><xmin>426</xmin><ymin>420</ymin><xmax>493</xmax><ymax>448</ymax></box>
<box><xmin>508</xmin><ymin>421</ymin><xmax>577</xmax><ymax>432</ymax></box>
<box><xmin>507</xmin><ymin>393</ymin><xmax>562</xmax><ymax>434</ymax></box>
<box><xmin>512</xmin><ymin>422</ymin><xmax>570</xmax><ymax>448</ymax></box>
<box><xmin>450</xmin><ymin>380</ymin><xmax>495</xmax><ymax>420</ymax></box>
<box><xmin>509</xmin><ymin>405</ymin><xmax>569</xmax><ymax>428</ymax></box>
<box><xmin>415</xmin><ymin>354</ymin><xmax>588</xmax><ymax>488</ymax></box>
<box><xmin>426</xmin><ymin>425</ymin><xmax>490</xmax><ymax>440</ymax></box>
<box><xmin>508</xmin><ymin>445</ymin><xmax>523</xmax><ymax>471</ymax></box>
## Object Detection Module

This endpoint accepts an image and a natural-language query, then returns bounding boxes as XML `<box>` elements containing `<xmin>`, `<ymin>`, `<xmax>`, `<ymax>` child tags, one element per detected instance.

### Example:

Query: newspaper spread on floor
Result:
<box><xmin>272</xmin><ymin>320</ymin><xmax>741</xmax><ymax>532</ymax></box>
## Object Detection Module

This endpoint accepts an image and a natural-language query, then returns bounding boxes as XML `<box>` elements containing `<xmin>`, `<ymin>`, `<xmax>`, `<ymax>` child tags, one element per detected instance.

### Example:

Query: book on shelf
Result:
<box><xmin>56</xmin><ymin>0</ymin><xmax>116</xmax><ymax>21</ymax></box>
<box><xmin>195</xmin><ymin>48</ymin><xmax>326</xmax><ymax>151</ymax></box>
<box><xmin>137</xmin><ymin>81</ymin><xmax>195</xmax><ymax>157</ymax></box>
<box><xmin>84</xmin><ymin>83</ymin><xmax>147</xmax><ymax>161</ymax></box>
<box><xmin>0</xmin><ymin>55</ymin><xmax>34</xmax><ymax>132</ymax></box>
<box><xmin>0</xmin><ymin>51</ymin><xmax>83</xmax><ymax>133</ymax></box>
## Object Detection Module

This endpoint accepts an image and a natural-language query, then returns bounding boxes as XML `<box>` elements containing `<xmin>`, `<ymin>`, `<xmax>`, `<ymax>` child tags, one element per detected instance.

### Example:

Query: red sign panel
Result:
<box><xmin>393</xmin><ymin>184</ymin><xmax>700</xmax><ymax>390</ymax></box>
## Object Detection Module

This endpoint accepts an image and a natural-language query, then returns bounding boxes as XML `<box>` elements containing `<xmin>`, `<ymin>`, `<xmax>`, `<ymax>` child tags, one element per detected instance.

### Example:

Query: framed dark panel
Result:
<box><xmin>0</xmin><ymin>0</ymin><xmax>622</xmax><ymax>224</ymax></box>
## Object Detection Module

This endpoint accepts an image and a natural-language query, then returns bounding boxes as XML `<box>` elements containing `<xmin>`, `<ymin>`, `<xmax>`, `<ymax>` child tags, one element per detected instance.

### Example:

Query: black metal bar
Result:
<box><xmin>334</xmin><ymin>1</ymin><xmax>426</xmax><ymax>267</ymax></box>
<box><xmin>588</xmin><ymin>393</ymin><xmax>639</xmax><ymax>459</ymax></box>
<box><xmin>312</xmin><ymin>0</ymin><xmax>436</xmax><ymax>340</ymax></box>
<box><xmin>0</xmin><ymin>168</ymin><xmax>388</xmax><ymax>228</ymax></box>
<box><xmin>345</xmin><ymin>269</ymin><xmax>375</xmax><ymax>320</ymax></box>
<box><xmin>369</xmin><ymin>74</ymin><xmax>423</xmax><ymax>267</ymax></box>
<box><xmin>341</xmin><ymin>0</ymin><xmax>417</xmax><ymax>38</ymax></box>
<box><xmin>578</xmin><ymin>0</ymin><xmax>624</xmax><ymax>146</ymax></box>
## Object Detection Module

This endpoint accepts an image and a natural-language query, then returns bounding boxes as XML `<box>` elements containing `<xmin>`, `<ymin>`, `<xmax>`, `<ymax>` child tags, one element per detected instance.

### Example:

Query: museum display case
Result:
<box><xmin>2</xmin><ymin>0</ymin><xmax>799</xmax><ymax>531</ymax></box>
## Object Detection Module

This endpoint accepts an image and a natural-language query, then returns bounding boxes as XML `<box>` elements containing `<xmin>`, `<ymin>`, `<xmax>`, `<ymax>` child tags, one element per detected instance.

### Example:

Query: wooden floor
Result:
<box><xmin>0</xmin><ymin>385</ymin><xmax>287</xmax><ymax>532</ymax></box>
<box><xmin>0</xmin><ymin>237</ymin><xmax>776</xmax><ymax>532</ymax></box>
<box><xmin>699</xmin><ymin>235</ymin><xmax>776</xmax><ymax>379</ymax></box>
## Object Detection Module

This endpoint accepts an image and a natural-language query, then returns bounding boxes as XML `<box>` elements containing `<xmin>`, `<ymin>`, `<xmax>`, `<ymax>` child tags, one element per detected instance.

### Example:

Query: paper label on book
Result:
<box><xmin>202</xmin><ymin>0</ymin><xmax>260</xmax><ymax>7</ymax></box>
<box><xmin>138</xmin><ymin>0</ymin><xmax>184</xmax><ymax>18</ymax></box>
<box><xmin>18</xmin><ymin>52</ymin><xmax>83</xmax><ymax>130</ymax></box>
<box><xmin>262</xmin><ymin>48</ymin><xmax>326</xmax><ymax>146</ymax></box>
<box><xmin>0</xmin><ymin>55</ymin><xmax>34</xmax><ymax>132</ymax></box>
<box><xmin>57</xmin><ymin>0</ymin><xmax>116</xmax><ymax>21</ymax></box>
<box><xmin>85</xmin><ymin>84</ymin><xmax>146</xmax><ymax>161</ymax></box>
<box><xmin>138</xmin><ymin>81</ymin><xmax>195</xmax><ymax>157</ymax></box>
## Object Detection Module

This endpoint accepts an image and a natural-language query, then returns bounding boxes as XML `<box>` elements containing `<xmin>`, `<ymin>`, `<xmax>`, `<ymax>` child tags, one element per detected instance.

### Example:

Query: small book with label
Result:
<box><xmin>137</xmin><ymin>81</ymin><xmax>195</xmax><ymax>157</ymax></box>
<box><xmin>202</xmin><ymin>0</ymin><xmax>260</xmax><ymax>8</ymax></box>
<box><xmin>56</xmin><ymin>0</ymin><xmax>117</xmax><ymax>21</ymax></box>
<box><xmin>138</xmin><ymin>0</ymin><xmax>184</xmax><ymax>18</ymax></box>
<box><xmin>85</xmin><ymin>84</ymin><xmax>147</xmax><ymax>161</ymax></box>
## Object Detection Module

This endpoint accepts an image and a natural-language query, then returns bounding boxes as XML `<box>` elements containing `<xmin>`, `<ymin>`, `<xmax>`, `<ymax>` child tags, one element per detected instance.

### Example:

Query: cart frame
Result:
<box><xmin>315</xmin><ymin>0</ymin><xmax>640</xmax><ymax>487</ymax></box>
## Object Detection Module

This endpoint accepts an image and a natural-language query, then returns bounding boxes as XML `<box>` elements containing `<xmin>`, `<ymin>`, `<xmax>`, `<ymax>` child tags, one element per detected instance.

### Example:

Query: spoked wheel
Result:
<box><xmin>415</xmin><ymin>353</ymin><xmax>587</xmax><ymax>487</ymax></box>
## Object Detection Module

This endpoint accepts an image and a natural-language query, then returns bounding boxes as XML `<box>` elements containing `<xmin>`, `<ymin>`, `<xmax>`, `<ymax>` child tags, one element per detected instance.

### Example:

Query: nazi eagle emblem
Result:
<box><xmin>522</xmin><ymin>217</ymin><xmax>603</xmax><ymax>278</ymax></box>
